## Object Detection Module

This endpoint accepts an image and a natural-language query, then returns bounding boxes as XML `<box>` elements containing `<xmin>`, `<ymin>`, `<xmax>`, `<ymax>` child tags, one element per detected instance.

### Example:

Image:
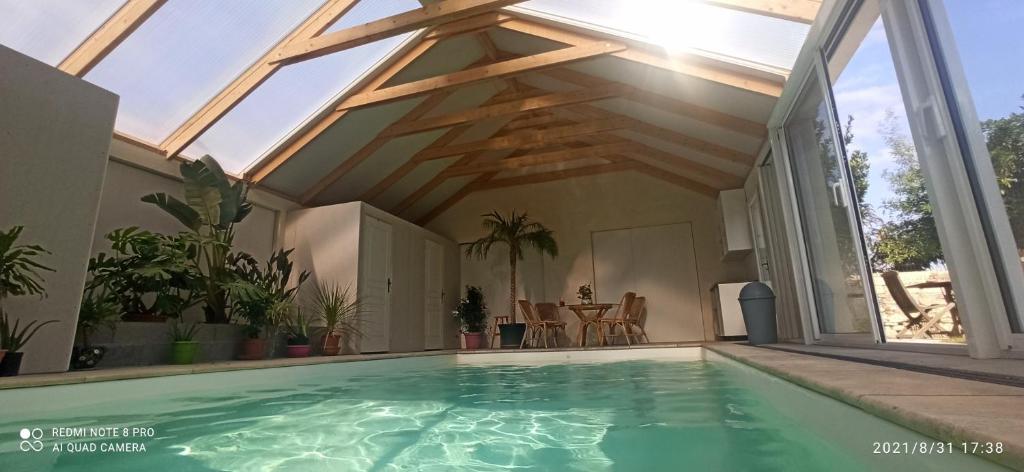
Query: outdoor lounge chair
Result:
<box><xmin>880</xmin><ymin>271</ymin><xmax>956</xmax><ymax>339</ymax></box>
<box><xmin>601</xmin><ymin>296</ymin><xmax>648</xmax><ymax>345</ymax></box>
<box><xmin>518</xmin><ymin>300</ymin><xmax>565</xmax><ymax>348</ymax></box>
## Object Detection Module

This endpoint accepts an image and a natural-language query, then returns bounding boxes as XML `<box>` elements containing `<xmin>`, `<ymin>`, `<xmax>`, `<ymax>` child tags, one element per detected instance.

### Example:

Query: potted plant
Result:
<box><xmin>142</xmin><ymin>155</ymin><xmax>252</xmax><ymax>324</ymax></box>
<box><xmin>308</xmin><ymin>282</ymin><xmax>361</xmax><ymax>356</ymax></box>
<box><xmin>0</xmin><ymin>226</ymin><xmax>58</xmax><ymax>376</ymax></box>
<box><xmin>463</xmin><ymin>211</ymin><xmax>558</xmax><ymax>348</ymax></box>
<box><xmin>71</xmin><ymin>280</ymin><xmax>120</xmax><ymax>370</ymax></box>
<box><xmin>169</xmin><ymin>321</ymin><xmax>201</xmax><ymax>365</ymax></box>
<box><xmin>284</xmin><ymin>311</ymin><xmax>312</xmax><ymax>357</ymax></box>
<box><xmin>229</xmin><ymin>249</ymin><xmax>309</xmax><ymax>360</ymax></box>
<box><xmin>452</xmin><ymin>286</ymin><xmax>488</xmax><ymax>350</ymax></box>
<box><xmin>577</xmin><ymin>284</ymin><xmax>594</xmax><ymax>305</ymax></box>
<box><xmin>89</xmin><ymin>228</ymin><xmax>199</xmax><ymax>322</ymax></box>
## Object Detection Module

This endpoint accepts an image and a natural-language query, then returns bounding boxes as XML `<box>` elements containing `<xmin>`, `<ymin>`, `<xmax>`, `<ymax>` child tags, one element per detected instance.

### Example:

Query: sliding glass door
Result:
<box><xmin>783</xmin><ymin>69</ymin><xmax>880</xmax><ymax>340</ymax></box>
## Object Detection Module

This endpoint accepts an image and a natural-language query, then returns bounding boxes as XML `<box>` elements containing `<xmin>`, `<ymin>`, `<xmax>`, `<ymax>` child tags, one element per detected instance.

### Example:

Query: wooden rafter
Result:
<box><xmin>381</xmin><ymin>81</ymin><xmax>629</xmax><ymax>138</ymax></box>
<box><xmin>272</xmin><ymin>0</ymin><xmax>526</xmax><ymax>65</ymax></box>
<box><xmin>630</xmin><ymin>161</ymin><xmax>720</xmax><ymax>196</ymax></box>
<box><xmin>583</xmin><ymin>134</ymin><xmax>742</xmax><ymax>187</ymax></box>
<box><xmin>540</xmin><ymin>67</ymin><xmax>766</xmax><ymax>138</ymax></box>
<box><xmin>58</xmin><ymin>0</ymin><xmax>166</xmax><ymax>77</ymax></box>
<box><xmin>414</xmin><ymin>173</ymin><xmax>494</xmax><ymax>225</ymax></box>
<box><xmin>703</xmin><ymin>0</ymin><xmax>821</xmax><ymax>24</ymax></box>
<box><xmin>162</xmin><ymin>0</ymin><xmax>362</xmax><ymax>158</ymax></box>
<box><xmin>247</xmin><ymin>37</ymin><xmax>439</xmax><ymax>183</ymax></box>
<box><xmin>498</xmin><ymin>18</ymin><xmax>785</xmax><ymax>97</ymax></box>
<box><xmin>468</xmin><ymin>161</ymin><xmax>636</xmax><ymax>192</ymax></box>
<box><xmin>335</xmin><ymin>41</ymin><xmax>626</xmax><ymax>111</ymax></box>
<box><xmin>417</xmin><ymin>117</ymin><xmax>630</xmax><ymax>160</ymax></box>
<box><xmin>441</xmin><ymin>142</ymin><xmax>629</xmax><ymax>176</ymax></box>
<box><xmin>424</xmin><ymin>12</ymin><xmax>513</xmax><ymax>39</ymax></box>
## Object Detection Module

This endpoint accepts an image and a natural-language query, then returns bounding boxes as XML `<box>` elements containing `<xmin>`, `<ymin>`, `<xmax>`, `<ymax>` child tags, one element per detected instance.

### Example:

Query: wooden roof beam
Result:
<box><xmin>703</xmin><ymin>0</ymin><xmax>821</xmax><ymax>24</ymax></box>
<box><xmin>498</xmin><ymin>19</ymin><xmax>784</xmax><ymax>97</ymax></box>
<box><xmin>58</xmin><ymin>0</ymin><xmax>166</xmax><ymax>77</ymax></box>
<box><xmin>272</xmin><ymin>0</ymin><xmax>527</xmax><ymax>65</ymax></box>
<box><xmin>441</xmin><ymin>142</ymin><xmax>629</xmax><ymax>176</ymax></box>
<box><xmin>335</xmin><ymin>41</ymin><xmax>625</xmax><ymax>111</ymax></box>
<box><xmin>416</xmin><ymin>116</ymin><xmax>630</xmax><ymax>160</ymax></box>
<box><xmin>161</xmin><ymin>0</ymin><xmax>362</xmax><ymax>158</ymax></box>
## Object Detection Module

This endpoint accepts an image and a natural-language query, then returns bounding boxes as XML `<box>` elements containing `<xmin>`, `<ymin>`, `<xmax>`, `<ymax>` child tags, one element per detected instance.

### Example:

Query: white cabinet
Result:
<box><xmin>717</xmin><ymin>189</ymin><xmax>753</xmax><ymax>260</ymax></box>
<box><xmin>712</xmin><ymin>283</ymin><xmax>750</xmax><ymax>338</ymax></box>
<box><xmin>284</xmin><ymin>202</ymin><xmax>459</xmax><ymax>353</ymax></box>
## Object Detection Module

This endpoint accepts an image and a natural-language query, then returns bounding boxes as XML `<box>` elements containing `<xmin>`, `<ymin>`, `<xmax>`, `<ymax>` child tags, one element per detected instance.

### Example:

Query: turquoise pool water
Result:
<box><xmin>0</xmin><ymin>354</ymin><xmax>1006</xmax><ymax>471</ymax></box>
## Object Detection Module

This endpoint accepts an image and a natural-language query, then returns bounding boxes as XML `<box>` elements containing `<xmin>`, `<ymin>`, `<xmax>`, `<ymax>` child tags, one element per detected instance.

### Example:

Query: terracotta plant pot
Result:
<box><xmin>463</xmin><ymin>332</ymin><xmax>485</xmax><ymax>350</ymax></box>
<box><xmin>0</xmin><ymin>349</ymin><xmax>6</xmax><ymax>365</ymax></box>
<box><xmin>0</xmin><ymin>352</ymin><xmax>25</xmax><ymax>376</ymax></box>
<box><xmin>239</xmin><ymin>338</ymin><xmax>267</xmax><ymax>360</ymax></box>
<box><xmin>286</xmin><ymin>344</ymin><xmax>311</xmax><ymax>358</ymax></box>
<box><xmin>321</xmin><ymin>334</ymin><xmax>342</xmax><ymax>356</ymax></box>
<box><xmin>171</xmin><ymin>341</ymin><xmax>199</xmax><ymax>365</ymax></box>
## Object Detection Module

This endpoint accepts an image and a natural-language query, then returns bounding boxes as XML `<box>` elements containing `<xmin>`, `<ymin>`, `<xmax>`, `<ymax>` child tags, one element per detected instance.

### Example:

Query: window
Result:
<box><xmin>0</xmin><ymin>0</ymin><xmax>126</xmax><ymax>66</ymax></box>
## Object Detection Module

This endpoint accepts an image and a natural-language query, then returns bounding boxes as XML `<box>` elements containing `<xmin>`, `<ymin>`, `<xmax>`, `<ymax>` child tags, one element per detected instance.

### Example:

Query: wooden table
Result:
<box><xmin>565</xmin><ymin>304</ymin><xmax>613</xmax><ymax>346</ymax></box>
<box><xmin>908</xmin><ymin>280</ymin><xmax>963</xmax><ymax>337</ymax></box>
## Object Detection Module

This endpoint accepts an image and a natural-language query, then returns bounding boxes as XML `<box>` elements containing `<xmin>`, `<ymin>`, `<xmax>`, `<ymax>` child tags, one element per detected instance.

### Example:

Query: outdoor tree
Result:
<box><xmin>982</xmin><ymin>99</ymin><xmax>1024</xmax><ymax>257</ymax></box>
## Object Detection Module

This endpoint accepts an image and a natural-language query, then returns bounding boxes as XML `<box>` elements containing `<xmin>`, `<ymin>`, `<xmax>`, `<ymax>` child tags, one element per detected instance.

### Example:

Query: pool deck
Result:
<box><xmin>707</xmin><ymin>343</ymin><xmax>1024</xmax><ymax>471</ymax></box>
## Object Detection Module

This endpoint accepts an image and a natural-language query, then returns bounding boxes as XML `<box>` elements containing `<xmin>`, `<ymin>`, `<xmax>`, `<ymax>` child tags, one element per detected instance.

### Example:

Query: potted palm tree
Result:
<box><xmin>0</xmin><ymin>226</ymin><xmax>58</xmax><ymax>376</ymax></box>
<box><xmin>308</xmin><ymin>282</ymin><xmax>361</xmax><ymax>356</ymax></box>
<box><xmin>452</xmin><ymin>285</ymin><xmax>487</xmax><ymax>349</ymax></box>
<box><xmin>463</xmin><ymin>211</ymin><xmax>558</xmax><ymax>348</ymax></box>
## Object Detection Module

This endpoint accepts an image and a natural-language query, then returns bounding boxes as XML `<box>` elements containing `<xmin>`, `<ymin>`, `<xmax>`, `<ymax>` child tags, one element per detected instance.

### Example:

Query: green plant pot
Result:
<box><xmin>171</xmin><ymin>341</ymin><xmax>200</xmax><ymax>365</ymax></box>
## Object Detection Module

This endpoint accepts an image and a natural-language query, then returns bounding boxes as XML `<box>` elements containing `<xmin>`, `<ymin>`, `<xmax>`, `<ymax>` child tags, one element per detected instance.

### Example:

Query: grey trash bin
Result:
<box><xmin>738</xmin><ymin>282</ymin><xmax>777</xmax><ymax>345</ymax></box>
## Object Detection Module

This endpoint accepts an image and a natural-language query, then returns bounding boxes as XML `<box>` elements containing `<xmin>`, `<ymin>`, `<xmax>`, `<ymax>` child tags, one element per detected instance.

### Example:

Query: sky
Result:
<box><xmin>831</xmin><ymin>0</ymin><xmax>1023</xmax><ymax>220</ymax></box>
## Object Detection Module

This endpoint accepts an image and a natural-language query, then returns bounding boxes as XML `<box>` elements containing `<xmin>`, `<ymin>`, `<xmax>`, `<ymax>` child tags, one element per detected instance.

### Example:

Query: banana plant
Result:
<box><xmin>142</xmin><ymin>156</ymin><xmax>252</xmax><ymax>323</ymax></box>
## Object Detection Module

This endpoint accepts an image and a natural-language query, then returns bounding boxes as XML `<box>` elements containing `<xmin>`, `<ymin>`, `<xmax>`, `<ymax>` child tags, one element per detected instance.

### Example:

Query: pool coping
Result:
<box><xmin>706</xmin><ymin>343</ymin><xmax>1024</xmax><ymax>471</ymax></box>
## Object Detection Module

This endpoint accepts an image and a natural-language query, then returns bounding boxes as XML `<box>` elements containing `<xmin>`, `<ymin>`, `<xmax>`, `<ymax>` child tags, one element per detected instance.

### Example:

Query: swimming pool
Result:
<box><xmin>0</xmin><ymin>348</ymin><xmax>1007</xmax><ymax>471</ymax></box>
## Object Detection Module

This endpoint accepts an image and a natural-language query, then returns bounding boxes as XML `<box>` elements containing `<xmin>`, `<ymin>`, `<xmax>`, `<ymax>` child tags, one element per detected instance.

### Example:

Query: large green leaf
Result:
<box><xmin>140</xmin><ymin>193</ymin><xmax>201</xmax><ymax>231</ymax></box>
<box><xmin>180</xmin><ymin>158</ymin><xmax>224</xmax><ymax>228</ymax></box>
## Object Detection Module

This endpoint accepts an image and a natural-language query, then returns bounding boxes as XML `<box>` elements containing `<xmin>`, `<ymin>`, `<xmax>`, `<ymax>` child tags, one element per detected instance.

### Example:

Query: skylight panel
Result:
<box><xmin>185</xmin><ymin>0</ymin><xmax>421</xmax><ymax>175</ymax></box>
<box><xmin>82</xmin><ymin>0</ymin><xmax>325</xmax><ymax>144</ymax></box>
<box><xmin>0</xmin><ymin>0</ymin><xmax>126</xmax><ymax>65</ymax></box>
<box><xmin>517</xmin><ymin>0</ymin><xmax>810</xmax><ymax>70</ymax></box>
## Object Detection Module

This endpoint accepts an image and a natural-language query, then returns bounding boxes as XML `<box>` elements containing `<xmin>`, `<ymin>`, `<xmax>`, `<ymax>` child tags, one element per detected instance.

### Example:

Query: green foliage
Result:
<box><xmin>0</xmin><ymin>226</ymin><xmax>54</xmax><ymax>301</ymax></box>
<box><xmin>843</xmin><ymin>115</ymin><xmax>874</xmax><ymax>225</ymax></box>
<box><xmin>284</xmin><ymin>310</ymin><xmax>312</xmax><ymax>345</ymax></box>
<box><xmin>982</xmin><ymin>100</ymin><xmax>1024</xmax><ymax>250</ymax></box>
<box><xmin>452</xmin><ymin>286</ymin><xmax>487</xmax><ymax>333</ymax></box>
<box><xmin>308</xmin><ymin>281</ymin><xmax>362</xmax><ymax>343</ymax></box>
<box><xmin>577</xmin><ymin>284</ymin><xmax>593</xmax><ymax>303</ymax></box>
<box><xmin>76</xmin><ymin>282</ymin><xmax>120</xmax><ymax>347</ymax></box>
<box><xmin>463</xmin><ymin>210</ymin><xmax>557</xmax><ymax>322</ymax></box>
<box><xmin>0</xmin><ymin>311</ymin><xmax>58</xmax><ymax>352</ymax></box>
<box><xmin>228</xmin><ymin>249</ymin><xmax>309</xmax><ymax>339</ymax></box>
<box><xmin>142</xmin><ymin>155</ymin><xmax>252</xmax><ymax>323</ymax></box>
<box><xmin>170</xmin><ymin>321</ymin><xmax>201</xmax><ymax>342</ymax></box>
<box><xmin>88</xmin><ymin>227</ymin><xmax>200</xmax><ymax>319</ymax></box>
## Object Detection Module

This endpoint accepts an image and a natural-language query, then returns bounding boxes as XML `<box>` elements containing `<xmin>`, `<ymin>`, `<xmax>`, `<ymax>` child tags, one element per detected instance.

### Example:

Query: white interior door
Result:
<box><xmin>748</xmin><ymin>196</ymin><xmax>772</xmax><ymax>284</ymax></box>
<box><xmin>593</xmin><ymin>223</ymin><xmax>704</xmax><ymax>342</ymax></box>
<box><xmin>361</xmin><ymin>216</ymin><xmax>392</xmax><ymax>353</ymax></box>
<box><xmin>424</xmin><ymin>240</ymin><xmax>444</xmax><ymax>350</ymax></box>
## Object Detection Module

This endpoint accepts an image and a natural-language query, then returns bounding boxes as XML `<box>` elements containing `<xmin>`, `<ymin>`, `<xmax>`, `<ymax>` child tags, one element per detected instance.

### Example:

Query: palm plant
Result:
<box><xmin>0</xmin><ymin>226</ymin><xmax>57</xmax><ymax>352</ymax></box>
<box><xmin>463</xmin><ymin>211</ymin><xmax>558</xmax><ymax>323</ymax></box>
<box><xmin>142</xmin><ymin>155</ymin><xmax>252</xmax><ymax>323</ymax></box>
<box><xmin>308</xmin><ymin>281</ymin><xmax>362</xmax><ymax>351</ymax></box>
<box><xmin>1</xmin><ymin>312</ymin><xmax>58</xmax><ymax>352</ymax></box>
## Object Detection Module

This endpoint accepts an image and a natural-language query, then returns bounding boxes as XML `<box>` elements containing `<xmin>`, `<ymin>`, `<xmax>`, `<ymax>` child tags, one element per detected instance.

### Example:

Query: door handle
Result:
<box><xmin>387</xmin><ymin>278</ymin><xmax>391</xmax><ymax>293</ymax></box>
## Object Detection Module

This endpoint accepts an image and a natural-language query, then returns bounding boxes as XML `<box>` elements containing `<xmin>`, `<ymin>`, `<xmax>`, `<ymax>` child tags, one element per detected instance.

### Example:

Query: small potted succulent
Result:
<box><xmin>577</xmin><ymin>284</ymin><xmax>594</xmax><ymax>305</ymax></box>
<box><xmin>284</xmin><ymin>311</ymin><xmax>312</xmax><ymax>357</ymax></box>
<box><xmin>169</xmin><ymin>321</ymin><xmax>201</xmax><ymax>365</ymax></box>
<box><xmin>309</xmin><ymin>282</ymin><xmax>361</xmax><ymax>356</ymax></box>
<box><xmin>452</xmin><ymin>285</ymin><xmax>488</xmax><ymax>350</ymax></box>
<box><xmin>0</xmin><ymin>226</ymin><xmax>58</xmax><ymax>376</ymax></box>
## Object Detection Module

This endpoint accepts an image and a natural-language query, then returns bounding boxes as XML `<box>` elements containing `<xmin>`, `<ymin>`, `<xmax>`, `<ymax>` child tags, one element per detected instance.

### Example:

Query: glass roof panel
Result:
<box><xmin>0</xmin><ymin>0</ymin><xmax>126</xmax><ymax>66</ymax></box>
<box><xmin>517</xmin><ymin>0</ymin><xmax>810</xmax><ymax>70</ymax></box>
<box><xmin>83</xmin><ymin>0</ymin><xmax>325</xmax><ymax>143</ymax></box>
<box><xmin>185</xmin><ymin>0</ymin><xmax>421</xmax><ymax>175</ymax></box>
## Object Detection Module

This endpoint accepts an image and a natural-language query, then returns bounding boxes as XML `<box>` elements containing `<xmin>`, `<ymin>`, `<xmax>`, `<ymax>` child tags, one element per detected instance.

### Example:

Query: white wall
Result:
<box><xmin>0</xmin><ymin>46</ymin><xmax>118</xmax><ymax>373</ymax></box>
<box><xmin>426</xmin><ymin>171</ymin><xmax>757</xmax><ymax>343</ymax></box>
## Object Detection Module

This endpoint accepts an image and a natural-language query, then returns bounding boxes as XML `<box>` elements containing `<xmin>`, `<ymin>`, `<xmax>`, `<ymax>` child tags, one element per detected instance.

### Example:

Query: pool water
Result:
<box><xmin>0</xmin><ymin>355</ymin><xmax>1006</xmax><ymax>471</ymax></box>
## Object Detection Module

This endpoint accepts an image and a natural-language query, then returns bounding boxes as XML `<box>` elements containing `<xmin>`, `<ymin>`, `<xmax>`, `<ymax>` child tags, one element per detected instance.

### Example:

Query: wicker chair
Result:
<box><xmin>601</xmin><ymin>296</ymin><xmax>648</xmax><ymax>345</ymax></box>
<box><xmin>597</xmin><ymin>292</ymin><xmax>635</xmax><ymax>345</ymax></box>
<box><xmin>534</xmin><ymin>302</ymin><xmax>567</xmax><ymax>347</ymax></box>
<box><xmin>518</xmin><ymin>300</ymin><xmax>565</xmax><ymax>348</ymax></box>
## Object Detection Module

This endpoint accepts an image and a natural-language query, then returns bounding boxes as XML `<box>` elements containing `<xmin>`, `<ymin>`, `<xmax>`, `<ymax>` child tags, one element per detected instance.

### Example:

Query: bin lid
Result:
<box><xmin>738</xmin><ymin>281</ymin><xmax>775</xmax><ymax>300</ymax></box>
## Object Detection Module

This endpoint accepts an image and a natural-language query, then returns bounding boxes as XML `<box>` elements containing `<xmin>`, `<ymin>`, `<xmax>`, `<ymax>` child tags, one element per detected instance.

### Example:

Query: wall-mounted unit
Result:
<box><xmin>283</xmin><ymin>202</ymin><xmax>460</xmax><ymax>353</ymax></box>
<box><xmin>716</xmin><ymin>189</ymin><xmax>753</xmax><ymax>260</ymax></box>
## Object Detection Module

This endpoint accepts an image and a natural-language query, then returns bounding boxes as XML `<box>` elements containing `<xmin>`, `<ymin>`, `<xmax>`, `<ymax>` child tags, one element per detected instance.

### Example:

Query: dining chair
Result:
<box><xmin>534</xmin><ymin>302</ymin><xmax>567</xmax><ymax>347</ymax></box>
<box><xmin>517</xmin><ymin>300</ymin><xmax>545</xmax><ymax>349</ymax></box>
<box><xmin>603</xmin><ymin>296</ymin><xmax>648</xmax><ymax>345</ymax></box>
<box><xmin>488</xmin><ymin>315</ymin><xmax>511</xmax><ymax>348</ymax></box>
<box><xmin>880</xmin><ymin>271</ymin><xmax>956</xmax><ymax>339</ymax></box>
<box><xmin>597</xmin><ymin>292</ymin><xmax>635</xmax><ymax>345</ymax></box>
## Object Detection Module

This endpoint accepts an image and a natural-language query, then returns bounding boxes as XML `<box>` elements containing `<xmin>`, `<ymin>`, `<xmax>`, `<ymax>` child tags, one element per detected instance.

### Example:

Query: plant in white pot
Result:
<box><xmin>463</xmin><ymin>211</ymin><xmax>558</xmax><ymax>348</ymax></box>
<box><xmin>0</xmin><ymin>226</ymin><xmax>58</xmax><ymax>376</ymax></box>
